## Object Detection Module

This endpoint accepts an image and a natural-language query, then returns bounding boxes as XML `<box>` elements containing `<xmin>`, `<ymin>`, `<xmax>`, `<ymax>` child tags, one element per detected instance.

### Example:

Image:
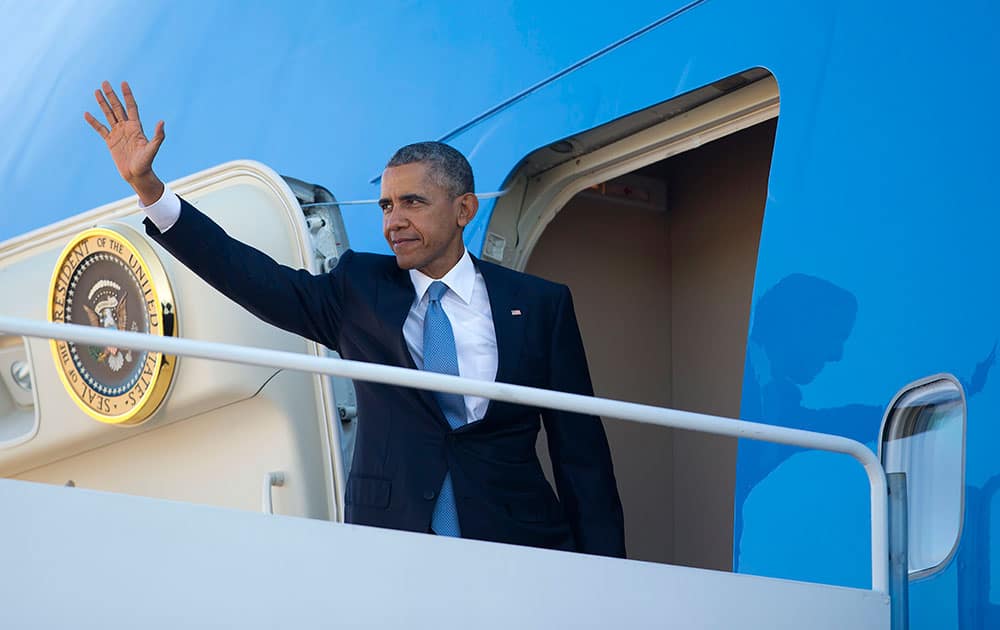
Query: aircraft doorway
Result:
<box><xmin>484</xmin><ymin>70</ymin><xmax>778</xmax><ymax>567</ymax></box>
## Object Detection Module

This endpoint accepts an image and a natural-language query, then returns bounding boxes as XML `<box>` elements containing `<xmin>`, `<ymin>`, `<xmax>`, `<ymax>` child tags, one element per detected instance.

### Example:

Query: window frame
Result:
<box><xmin>877</xmin><ymin>373</ymin><xmax>967</xmax><ymax>581</ymax></box>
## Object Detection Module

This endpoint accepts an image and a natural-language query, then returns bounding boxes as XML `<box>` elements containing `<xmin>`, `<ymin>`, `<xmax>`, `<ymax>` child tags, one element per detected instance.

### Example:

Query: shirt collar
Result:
<box><xmin>409</xmin><ymin>249</ymin><xmax>477</xmax><ymax>305</ymax></box>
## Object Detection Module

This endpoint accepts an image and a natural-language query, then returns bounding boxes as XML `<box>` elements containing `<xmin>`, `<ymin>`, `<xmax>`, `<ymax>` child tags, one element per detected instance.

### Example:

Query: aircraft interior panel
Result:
<box><xmin>524</xmin><ymin>119</ymin><xmax>776</xmax><ymax>567</ymax></box>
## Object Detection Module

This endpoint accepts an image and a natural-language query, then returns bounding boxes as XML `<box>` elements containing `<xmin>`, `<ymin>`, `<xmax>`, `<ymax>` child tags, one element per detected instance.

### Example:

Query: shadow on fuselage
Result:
<box><xmin>733</xmin><ymin>273</ymin><xmax>995</xmax><ymax>587</ymax></box>
<box><xmin>733</xmin><ymin>273</ymin><xmax>879</xmax><ymax>585</ymax></box>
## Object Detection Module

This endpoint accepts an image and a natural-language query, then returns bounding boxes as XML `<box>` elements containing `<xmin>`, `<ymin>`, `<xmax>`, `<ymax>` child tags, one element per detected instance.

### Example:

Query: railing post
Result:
<box><xmin>887</xmin><ymin>472</ymin><xmax>909</xmax><ymax>630</ymax></box>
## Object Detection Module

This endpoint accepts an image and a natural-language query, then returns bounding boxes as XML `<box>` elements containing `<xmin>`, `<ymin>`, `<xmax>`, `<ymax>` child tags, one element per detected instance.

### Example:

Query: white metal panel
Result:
<box><xmin>0</xmin><ymin>161</ymin><xmax>342</xmax><ymax>522</ymax></box>
<box><xmin>0</xmin><ymin>479</ymin><xmax>889</xmax><ymax>629</ymax></box>
<box><xmin>13</xmin><ymin>370</ymin><xmax>328</xmax><ymax>518</ymax></box>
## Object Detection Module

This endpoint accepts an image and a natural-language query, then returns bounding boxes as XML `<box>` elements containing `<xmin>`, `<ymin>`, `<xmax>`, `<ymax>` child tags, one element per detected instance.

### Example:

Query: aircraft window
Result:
<box><xmin>880</xmin><ymin>376</ymin><xmax>965</xmax><ymax>577</ymax></box>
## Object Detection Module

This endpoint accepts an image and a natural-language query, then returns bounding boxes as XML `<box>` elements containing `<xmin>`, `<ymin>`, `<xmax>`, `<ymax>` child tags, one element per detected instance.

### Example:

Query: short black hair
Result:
<box><xmin>386</xmin><ymin>142</ymin><xmax>475</xmax><ymax>197</ymax></box>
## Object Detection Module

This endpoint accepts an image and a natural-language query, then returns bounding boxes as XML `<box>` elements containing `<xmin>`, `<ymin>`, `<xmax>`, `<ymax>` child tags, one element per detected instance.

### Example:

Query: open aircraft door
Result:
<box><xmin>0</xmin><ymin>161</ymin><xmax>355</xmax><ymax>522</ymax></box>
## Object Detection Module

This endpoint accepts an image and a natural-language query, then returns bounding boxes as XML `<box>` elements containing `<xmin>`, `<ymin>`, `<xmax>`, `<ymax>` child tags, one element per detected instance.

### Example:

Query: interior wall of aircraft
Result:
<box><xmin>526</xmin><ymin>119</ymin><xmax>777</xmax><ymax>568</ymax></box>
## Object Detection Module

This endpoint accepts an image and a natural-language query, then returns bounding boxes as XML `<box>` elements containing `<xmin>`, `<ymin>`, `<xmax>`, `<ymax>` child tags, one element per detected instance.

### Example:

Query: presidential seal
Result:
<box><xmin>48</xmin><ymin>226</ymin><xmax>176</xmax><ymax>425</ymax></box>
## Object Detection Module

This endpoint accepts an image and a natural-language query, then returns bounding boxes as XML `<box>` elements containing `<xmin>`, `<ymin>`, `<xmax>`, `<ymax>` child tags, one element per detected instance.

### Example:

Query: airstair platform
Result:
<box><xmin>0</xmin><ymin>478</ymin><xmax>889</xmax><ymax>629</ymax></box>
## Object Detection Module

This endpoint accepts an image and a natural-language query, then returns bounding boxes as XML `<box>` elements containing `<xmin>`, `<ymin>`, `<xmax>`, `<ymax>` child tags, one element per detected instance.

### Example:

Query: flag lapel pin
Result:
<box><xmin>511</xmin><ymin>309</ymin><xmax>522</xmax><ymax>316</ymax></box>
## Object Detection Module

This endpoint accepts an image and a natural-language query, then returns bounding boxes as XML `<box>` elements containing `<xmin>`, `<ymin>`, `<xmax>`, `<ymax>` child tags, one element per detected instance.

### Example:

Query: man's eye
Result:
<box><xmin>380</xmin><ymin>204</ymin><xmax>392</xmax><ymax>214</ymax></box>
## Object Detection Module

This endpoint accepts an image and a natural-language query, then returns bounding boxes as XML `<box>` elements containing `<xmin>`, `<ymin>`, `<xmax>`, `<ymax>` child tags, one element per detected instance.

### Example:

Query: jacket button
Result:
<box><xmin>423</xmin><ymin>489</ymin><xmax>436</xmax><ymax>500</ymax></box>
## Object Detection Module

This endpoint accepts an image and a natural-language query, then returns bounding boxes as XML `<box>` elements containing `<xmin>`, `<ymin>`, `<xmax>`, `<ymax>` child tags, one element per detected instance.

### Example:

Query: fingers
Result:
<box><xmin>121</xmin><ymin>81</ymin><xmax>140</xmax><ymax>122</ymax></box>
<box><xmin>149</xmin><ymin>120</ymin><xmax>166</xmax><ymax>152</ymax></box>
<box><xmin>94</xmin><ymin>88</ymin><xmax>117</xmax><ymax>126</ymax></box>
<box><xmin>83</xmin><ymin>111</ymin><xmax>110</xmax><ymax>139</ymax></box>
<box><xmin>102</xmin><ymin>80</ymin><xmax>128</xmax><ymax>123</ymax></box>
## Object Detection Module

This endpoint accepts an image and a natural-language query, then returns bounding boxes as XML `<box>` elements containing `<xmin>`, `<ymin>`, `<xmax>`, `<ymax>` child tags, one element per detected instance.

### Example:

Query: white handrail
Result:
<box><xmin>262</xmin><ymin>471</ymin><xmax>285</xmax><ymax>515</ymax></box>
<box><xmin>0</xmin><ymin>315</ymin><xmax>889</xmax><ymax>594</ymax></box>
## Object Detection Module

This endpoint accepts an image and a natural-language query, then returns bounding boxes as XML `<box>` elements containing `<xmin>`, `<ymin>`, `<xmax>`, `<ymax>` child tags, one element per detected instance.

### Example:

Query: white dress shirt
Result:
<box><xmin>404</xmin><ymin>250</ymin><xmax>497</xmax><ymax>423</ymax></box>
<box><xmin>139</xmin><ymin>185</ymin><xmax>182</xmax><ymax>232</ymax></box>
<box><xmin>141</xmin><ymin>185</ymin><xmax>498</xmax><ymax>424</ymax></box>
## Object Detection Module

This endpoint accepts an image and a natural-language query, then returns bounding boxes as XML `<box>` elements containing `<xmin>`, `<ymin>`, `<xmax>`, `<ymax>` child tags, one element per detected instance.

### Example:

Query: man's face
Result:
<box><xmin>380</xmin><ymin>162</ymin><xmax>477</xmax><ymax>278</ymax></box>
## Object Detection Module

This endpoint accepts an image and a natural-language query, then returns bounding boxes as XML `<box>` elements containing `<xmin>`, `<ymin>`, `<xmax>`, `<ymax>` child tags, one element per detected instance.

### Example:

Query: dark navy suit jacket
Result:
<box><xmin>146</xmin><ymin>198</ymin><xmax>626</xmax><ymax>557</ymax></box>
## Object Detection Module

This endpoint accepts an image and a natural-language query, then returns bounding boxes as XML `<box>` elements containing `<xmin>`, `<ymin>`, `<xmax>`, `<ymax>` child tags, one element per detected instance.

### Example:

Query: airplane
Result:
<box><xmin>0</xmin><ymin>1</ymin><xmax>997</xmax><ymax>627</ymax></box>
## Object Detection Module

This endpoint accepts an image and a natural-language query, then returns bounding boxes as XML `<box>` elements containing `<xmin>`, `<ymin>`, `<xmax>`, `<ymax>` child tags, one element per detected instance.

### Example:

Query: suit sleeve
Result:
<box><xmin>541</xmin><ymin>286</ymin><xmax>626</xmax><ymax>558</ymax></box>
<box><xmin>144</xmin><ymin>196</ymin><xmax>348</xmax><ymax>351</ymax></box>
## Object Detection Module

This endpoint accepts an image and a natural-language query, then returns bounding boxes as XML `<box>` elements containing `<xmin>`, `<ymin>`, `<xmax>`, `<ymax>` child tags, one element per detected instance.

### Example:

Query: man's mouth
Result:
<box><xmin>392</xmin><ymin>237</ymin><xmax>419</xmax><ymax>251</ymax></box>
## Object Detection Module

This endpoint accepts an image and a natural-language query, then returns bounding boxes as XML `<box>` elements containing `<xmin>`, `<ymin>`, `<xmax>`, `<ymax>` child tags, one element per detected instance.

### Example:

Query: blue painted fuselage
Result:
<box><xmin>3</xmin><ymin>1</ymin><xmax>998</xmax><ymax>626</ymax></box>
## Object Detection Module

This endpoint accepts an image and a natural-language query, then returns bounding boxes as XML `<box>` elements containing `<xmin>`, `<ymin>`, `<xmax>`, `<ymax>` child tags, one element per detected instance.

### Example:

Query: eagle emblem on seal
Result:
<box><xmin>81</xmin><ymin>279</ymin><xmax>137</xmax><ymax>372</ymax></box>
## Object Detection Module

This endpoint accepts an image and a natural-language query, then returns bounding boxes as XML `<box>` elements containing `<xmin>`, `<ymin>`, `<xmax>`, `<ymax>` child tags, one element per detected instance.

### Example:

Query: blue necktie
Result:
<box><xmin>423</xmin><ymin>281</ymin><xmax>466</xmax><ymax>537</ymax></box>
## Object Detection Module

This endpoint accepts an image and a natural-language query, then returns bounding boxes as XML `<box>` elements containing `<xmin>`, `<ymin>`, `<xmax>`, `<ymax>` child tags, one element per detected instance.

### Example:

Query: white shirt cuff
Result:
<box><xmin>138</xmin><ymin>184</ymin><xmax>181</xmax><ymax>232</ymax></box>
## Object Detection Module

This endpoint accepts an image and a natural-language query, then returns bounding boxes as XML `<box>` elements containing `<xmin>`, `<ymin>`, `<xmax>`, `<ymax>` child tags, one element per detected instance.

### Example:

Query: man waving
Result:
<box><xmin>86</xmin><ymin>81</ymin><xmax>626</xmax><ymax>557</ymax></box>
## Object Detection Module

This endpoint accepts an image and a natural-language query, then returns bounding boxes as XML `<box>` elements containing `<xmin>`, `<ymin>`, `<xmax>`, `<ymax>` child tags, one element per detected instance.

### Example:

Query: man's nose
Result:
<box><xmin>385</xmin><ymin>206</ymin><xmax>408</xmax><ymax>229</ymax></box>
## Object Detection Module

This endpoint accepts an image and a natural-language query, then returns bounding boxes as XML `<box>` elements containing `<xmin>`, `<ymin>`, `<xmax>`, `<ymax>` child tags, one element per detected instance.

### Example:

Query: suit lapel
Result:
<box><xmin>374</xmin><ymin>265</ymin><xmax>449</xmax><ymax>427</ymax></box>
<box><xmin>374</xmin><ymin>265</ymin><xmax>416</xmax><ymax>366</ymax></box>
<box><xmin>473</xmin><ymin>256</ymin><xmax>526</xmax><ymax>397</ymax></box>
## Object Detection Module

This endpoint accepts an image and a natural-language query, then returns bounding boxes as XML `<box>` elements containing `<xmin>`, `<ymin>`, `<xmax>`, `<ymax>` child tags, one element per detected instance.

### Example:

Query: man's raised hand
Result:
<box><xmin>84</xmin><ymin>81</ymin><xmax>166</xmax><ymax>205</ymax></box>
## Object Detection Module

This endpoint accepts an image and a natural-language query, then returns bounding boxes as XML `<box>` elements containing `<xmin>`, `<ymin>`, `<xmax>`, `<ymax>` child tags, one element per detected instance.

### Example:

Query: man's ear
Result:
<box><xmin>456</xmin><ymin>193</ymin><xmax>479</xmax><ymax>228</ymax></box>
